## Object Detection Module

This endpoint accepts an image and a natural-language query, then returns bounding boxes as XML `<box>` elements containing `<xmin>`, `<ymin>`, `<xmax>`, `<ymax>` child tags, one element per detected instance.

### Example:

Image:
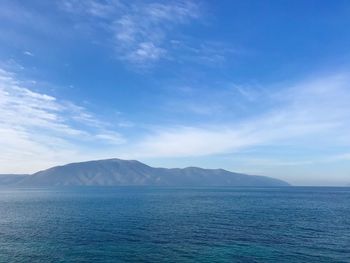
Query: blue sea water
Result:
<box><xmin>0</xmin><ymin>187</ymin><xmax>349</xmax><ymax>262</ymax></box>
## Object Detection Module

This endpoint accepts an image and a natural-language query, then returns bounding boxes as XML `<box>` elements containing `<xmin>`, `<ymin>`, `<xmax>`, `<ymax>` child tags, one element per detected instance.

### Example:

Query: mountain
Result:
<box><xmin>0</xmin><ymin>174</ymin><xmax>28</xmax><ymax>185</ymax></box>
<box><xmin>16</xmin><ymin>158</ymin><xmax>289</xmax><ymax>187</ymax></box>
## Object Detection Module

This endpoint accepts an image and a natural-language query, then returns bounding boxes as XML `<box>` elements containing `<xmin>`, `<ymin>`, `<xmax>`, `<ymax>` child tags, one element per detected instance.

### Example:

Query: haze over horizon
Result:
<box><xmin>1</xmin><ymin>0</ymin><xmax>350</xmax><ymax>186</ymax></box>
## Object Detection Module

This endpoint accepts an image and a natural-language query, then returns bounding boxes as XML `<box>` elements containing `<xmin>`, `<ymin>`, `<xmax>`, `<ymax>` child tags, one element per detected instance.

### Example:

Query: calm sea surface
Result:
<box><xmin>0</xmin><ymin>187</ymin><xmax>349</xmax><ymax>262</ymax></box>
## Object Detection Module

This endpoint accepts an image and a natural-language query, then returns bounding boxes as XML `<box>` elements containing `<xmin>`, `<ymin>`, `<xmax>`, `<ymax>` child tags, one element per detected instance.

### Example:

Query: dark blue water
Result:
<box><xmin>0</xmin><ymin>187</ymin><xmax>349</xmax><ymax>262</ymax></box>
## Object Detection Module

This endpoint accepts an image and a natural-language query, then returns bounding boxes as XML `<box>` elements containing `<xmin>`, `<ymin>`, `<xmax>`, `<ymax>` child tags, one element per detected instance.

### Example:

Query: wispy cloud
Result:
<box><xmin>112</xmin><ymin>1</ymin><xmax>200</xmax><ymax>64</ymax></box>
<box><xmin>168</xmin><ymin>40</ymin><xmax>241</xmax><ymax>66</ymax></box>
<box><xmin>160</xmin><ymin>82</ymin><xmax>264</xmax><ymax>117</ymax></box>
<box><xmin>61</xmin><ymin>0</ymin><xmax>122</xmax><ymax>18</ymax></box>
<box><xmin>0</xmin><ymin>68</ymin><xmax>125</xmax><ymax>173</ymax></box>
<box><xmin>23</xmin><ymin>50</ymin><xmax>34</xmax><ymax>57</ymax></box>
<box><xmin>59</xmin><ymin>0</ymin><xmax>228</xmax><ymax>67</ymax></box>
<box><xmin>1</xmin><ymin>0</ymin><xmax>236</xmax><ymax>68</ymax></box>
<box><xmin>121</xmin><ymin>72</ymin><xmax>350</xmax><ymax>159</ymax></box>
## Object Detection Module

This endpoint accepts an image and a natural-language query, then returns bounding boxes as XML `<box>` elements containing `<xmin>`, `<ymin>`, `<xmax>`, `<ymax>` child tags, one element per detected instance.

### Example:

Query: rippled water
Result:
<box><xmin>0</xmin><ymin>187</ymin><xmax>349</xmax><ymax>262</ymax></box>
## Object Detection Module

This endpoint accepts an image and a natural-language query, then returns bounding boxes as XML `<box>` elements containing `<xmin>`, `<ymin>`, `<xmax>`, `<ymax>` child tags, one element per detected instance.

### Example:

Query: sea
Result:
<box><xmin>0</xmin><ymin>187</ymin><xmax>349</xmax><ymax>262</ymax></box>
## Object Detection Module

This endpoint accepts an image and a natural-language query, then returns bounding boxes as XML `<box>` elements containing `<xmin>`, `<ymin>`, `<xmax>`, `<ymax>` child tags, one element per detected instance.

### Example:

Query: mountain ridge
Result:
<box><xmin>2</xmin><ymin>158</ymin><xmax>290</xmax><ymax>187</ymax></box>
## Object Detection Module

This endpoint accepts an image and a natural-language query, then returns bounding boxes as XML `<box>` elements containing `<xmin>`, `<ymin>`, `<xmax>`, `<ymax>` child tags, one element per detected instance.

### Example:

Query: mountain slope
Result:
<box><xmin>0</xmin><ymin>174</ymin><xmax>28</xmax><ymax>185</ymax></box>
<box><xmin>18</xmin><ymin>158</ymin><xmax>289</xmax><ymax>186</ymax></box>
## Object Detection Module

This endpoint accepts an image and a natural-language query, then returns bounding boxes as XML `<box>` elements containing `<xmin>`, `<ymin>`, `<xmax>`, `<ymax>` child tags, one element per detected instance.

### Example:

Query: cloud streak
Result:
<box><xmin>60</xmin><ymin>0</ymin><xmax>221</xmax><ymax>67</ymax></box>
<box><xmin>0</xmin><ymin>68</ymin><xmax>125</xmax><ymax>173</ymax></box>
<box><xmin>121</xmin><ymin>72</ymin><xmax>350</xmax><ymax>159</ymax></box>
<box><xmin>112</xmin><ymin>1</ymin><xmax>200</xmax><ymax>64</ymax></box>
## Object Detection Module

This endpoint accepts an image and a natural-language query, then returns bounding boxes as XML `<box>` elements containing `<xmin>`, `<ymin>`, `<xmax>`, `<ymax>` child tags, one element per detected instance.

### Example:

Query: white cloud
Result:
<box><xmin>61</xmin><ymin>0</ymin><xmax>122</xmax><ymax>18</ymax></box>
<box><xmin>58</xmin><ymin>0</ymin><xmax>239</xmax><ymax>68</ymax></box>
<box><xmin>60</xmin><ymin>0</ymin><xmax>201</xmax><ymax>66</ymax></box>
<box><xmin>95</xmin><ymin>132</ymin><xmax>125</xmax><ymax>144</ymax></box>
<box><xmin>168</xmin><ymin>40</ymin><xmax>241</xmax><ymax>66</ymax></box>
<box><xmin>127</xmin><ymin>42</ymin><xmax>166</xmax><ymax>63</ymax></box>
<box><xmin>112</xmin><ymin>1</ymin><xmax>200</xmax><ymax>65</ymax></box>
<box><xmin>131</xmin><ymin>127</ymin><xmax>252</xmax><ymax>157</ymax></box>
<box><xmin>23</xmin><ymin>50</ymin><xmax>34</xmax><ymax>56</ymax></box>
<box><xmin>121</xmin><ymin>72</ymin><xmax>350</xmax><ymax>159</ymax></box>
<box><xmin>161</xmin><ymin>82</ymin><xmax>264</xmax><ymax>117</ymax></box>
<box><xmin>0</xmin><ymin>68</ymin><xmax>125</xmax><ymax>173</ymax></box>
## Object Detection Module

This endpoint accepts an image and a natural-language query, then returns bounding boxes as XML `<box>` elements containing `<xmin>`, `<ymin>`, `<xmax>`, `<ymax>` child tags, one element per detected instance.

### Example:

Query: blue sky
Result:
<box><xmin>1</xmin><ymin>0</ymin><xmax>350</xmax><ymax>185</ymax></box>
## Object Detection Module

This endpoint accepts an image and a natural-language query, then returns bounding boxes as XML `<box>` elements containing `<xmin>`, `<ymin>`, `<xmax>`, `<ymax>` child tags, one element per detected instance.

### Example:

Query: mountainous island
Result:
<box><xmin>0</xmin><ymin>158</ymin><xmax>289</xmax><ymax>187</ymax></box>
